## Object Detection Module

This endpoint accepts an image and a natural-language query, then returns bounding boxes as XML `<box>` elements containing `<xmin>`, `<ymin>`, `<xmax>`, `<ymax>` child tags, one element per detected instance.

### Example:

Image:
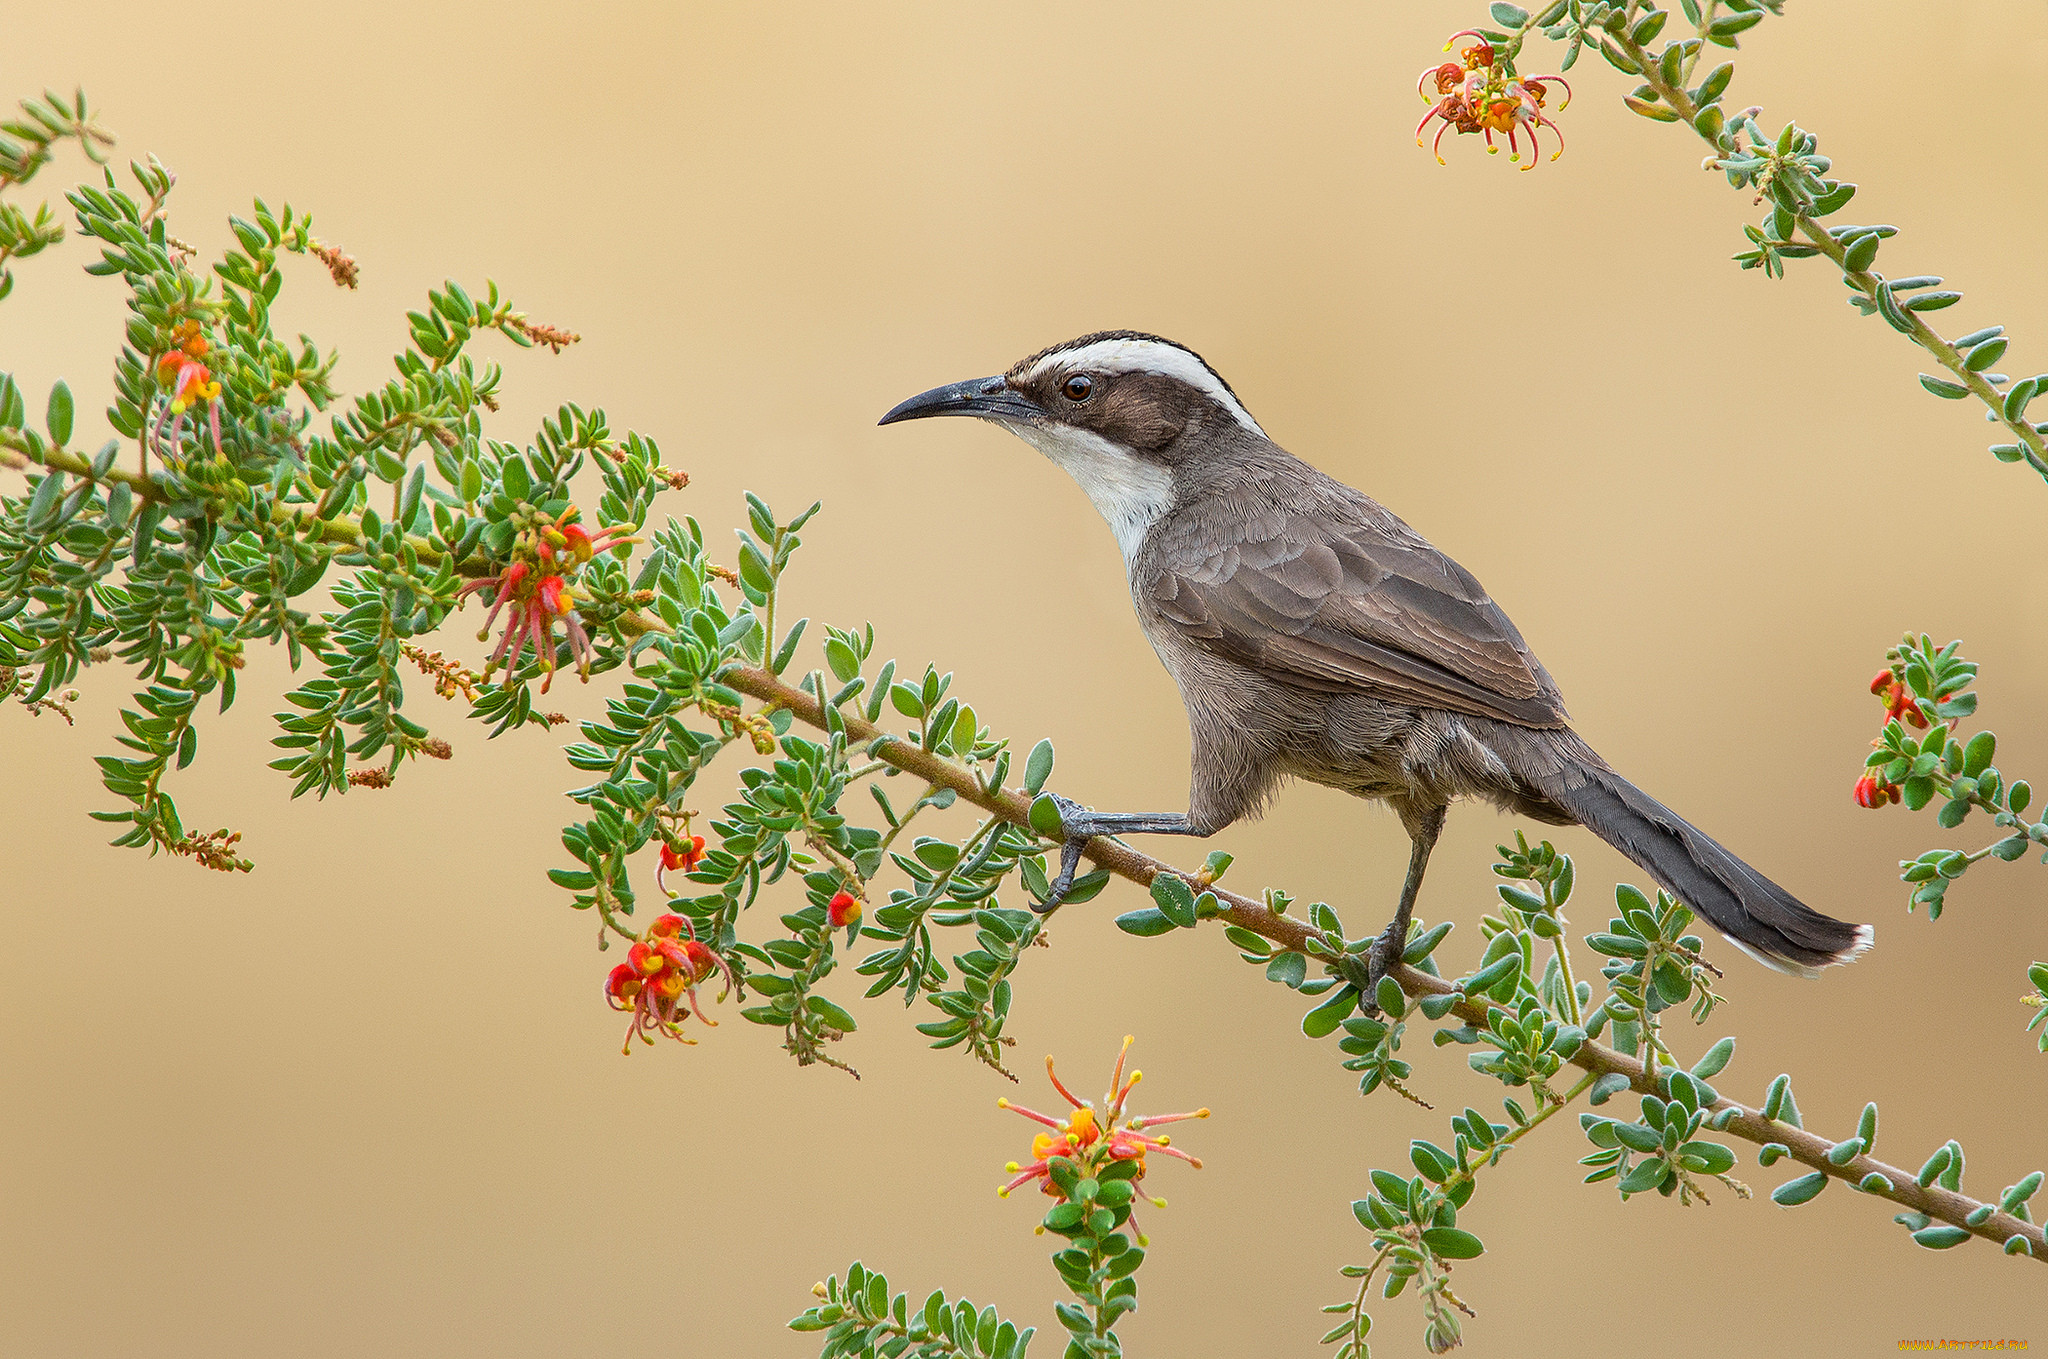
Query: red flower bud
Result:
<box><xmin>1870</xmin><ymin>669</ymin><xmax>1896</xmax><ymax>696</ymax></box>
<box><xmin>828</xmin><ymin>890</ymin><xmax>862</xmax><ymax>928</ymax></box>
<box><xmin>1853</xmin><ymin>774</ymin><xmax>1892</xmax><ymax>810</ymax></box>
<box><xmin>605</xmin><ymin>963</ymin><xmax>642</xmax><ymax>1006</ymax></box>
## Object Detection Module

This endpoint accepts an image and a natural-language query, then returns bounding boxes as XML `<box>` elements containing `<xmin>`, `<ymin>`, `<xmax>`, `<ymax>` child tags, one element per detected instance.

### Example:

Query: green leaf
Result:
<box><xmin>45</xmin><ymin>379</ymin><xmax>73</xmax><ymax>446</ymax></box>
<box><xmin>25</xmin><ymin>472</ymin><xmax>64</xmax><ymax>531</ymax></box>
<box><xmin>1302</xmin><ymin>984</ymin><xmax>1359</xmax><ymax>1038</ymax></box>
<box><xmin>1421</xmin><ymin>1227</ymin><xmax>1485</xmax><ymax>1260</ymax></box>
<box><xmin>1222</xmin><ymin>925</ymin><xmax>1270</xmax><ymax>956</ymax></box>
<box><xmin>805</xmin><ymin>996</ymin><xmax>858</xmax><ymax>1033</ymax></box>
<box><xmin>1402</xmin><ymin>920</ymin><xmax>1454</xmax><ymax>964</ymax></box>
<box><xmin>1265</xmin><ymin>951</ymin><xmax>1308</xmax><ymax>988</ymax></box>
<box><xmin>1911</xmin><ymin>1225</ymin><xmax>1973</xmax><ymax>1250</ymax></box>
<box><xmin>1410</xmin><ymin>1140</ymin><xmax>1454</xmax><ymax>1183</ymax></box>
<box><xmin>1489</xmin><ymin>2</ymin><xmax>1530</xmax><ymax>26</ymax></box>
<box><xmin>1150</xmin><ymin>874</ymin><xmax>1196</xmax><ymax>928</ymax></box>
<box><xmin>1696</xmin><ymin>61</ymin><xmax>1734</xmax><ymax>104</ymax></box>
<box><xmin>1618</xmin><ymin>1159</ymin><xmax>1668</xmax><ymax>1194</ymax></box>
<box><xmin>1842</xmin><ymin>233</ymin><xmax>1880</xmax><ymax>273</ymax></box>
<box><xmin>1375</xmin><ymin>974</ymin><xmax>1406</xmax><ymax>1018</ymax></box>
<box><xmin>1772</xmin><ymin>1171</ymin><xmax>1829</xmax><ymax>1206</ymax></box>
<box><xmin>1918</xmin><ymin>373</ymin><xmax>1971</xmax><ymax>398</ymax></box>
<box><xmin>823</xmin><ymin>637</ymin><xmax>859</xmax><ymax>682</ymax></box>
<box><xmin>1965</xmin><ymin>338</ymin><xmax>2008</xmax><ymax>372</ymax></box>
<box><xmin>1464</xmin><ymin>953</ymin><xmax>1519</xmax><ymax>993</ymax></box>
<box><xmin>1114</xmin><ymin>907</ymin><xmax>1176</xmax><ymax>937</ymax></box>
<box><xmin>398</xmin><ymin>462</ymin><xmax>426</xmax><ymax>528</ymax></box>
<box><xmin>890</xmin><ymin>683</ymin><xmax>925</xmax><ymax>719</ymax></box>
<box><xmin>1679</xmin><ymin>1141</ymin><xmax>1737</xmax><ymax>1176</ymax></box>
<box><xmin>1419</xmin><ymin>992</ymin><xmax>1461</xmax><ymax>1020</ymax></box>
<box><xmin>1061</xmin><ymin>869</ymin><xmax>1111</xmax><ymax>905</ymax></box>
<box><xmin>1023</xmin><ymin>738</ymin><xmax>1054</xmax><ymax>794</ymax></box>
<box><xmin>1692</xmin><ymin>1036</ymin><xmax>1735</xmax><ymax>1079</ymax></box>
<box><xmin>1810</xmin><ymin>181</ymin><xmax>1855</xmax><ymax>215</ymax></box>
<box><xmin>1708</xmin><ymin>9</ymin><xmax>1764</xmax><ymax>38</ymax></box>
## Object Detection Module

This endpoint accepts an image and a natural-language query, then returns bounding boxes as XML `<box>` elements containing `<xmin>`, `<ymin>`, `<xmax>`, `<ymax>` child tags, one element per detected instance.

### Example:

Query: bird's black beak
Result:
<box><xmin>877</xmin><ymin>375</ymin><xmax>1044</xmax><ymax>427</ymax></box>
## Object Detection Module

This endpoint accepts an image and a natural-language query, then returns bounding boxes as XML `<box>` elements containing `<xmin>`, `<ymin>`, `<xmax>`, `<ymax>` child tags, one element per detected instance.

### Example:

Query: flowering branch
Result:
<box><xmin>723</xmin><ymin>662</ymin><xmax>2046</xmax><ymax>1263</ymax></box>
<box><xmin>1495</xmin><ymin>0</ymin><xmax>2048</xmax><ymax>480</ymax></box>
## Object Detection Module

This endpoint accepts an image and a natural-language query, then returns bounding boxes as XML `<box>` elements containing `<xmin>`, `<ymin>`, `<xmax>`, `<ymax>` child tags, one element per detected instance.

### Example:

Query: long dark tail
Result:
<box><xmin>1527</xmin><ymin>733</ymin><xmax>1871</xmax><ymax>976</ymax></box>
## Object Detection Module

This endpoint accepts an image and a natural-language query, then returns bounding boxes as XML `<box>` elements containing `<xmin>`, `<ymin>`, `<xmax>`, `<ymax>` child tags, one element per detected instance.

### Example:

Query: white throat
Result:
<box><xmin>1002</xmin><ymin>421</ymin><xmax>1172</xmax><ymax>572</ymax></box>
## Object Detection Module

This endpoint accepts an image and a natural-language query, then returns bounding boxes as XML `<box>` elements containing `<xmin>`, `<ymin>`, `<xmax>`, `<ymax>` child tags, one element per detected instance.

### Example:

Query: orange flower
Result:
<box><xmin>997</xmin><ymin>1037</ymin><xmax>1208</xmax><ymax>1207</ymax></box>
<box><xmin>150</xmin><ymin>320</ymin><xmax>226</xmax><ymax>458</ymax></box>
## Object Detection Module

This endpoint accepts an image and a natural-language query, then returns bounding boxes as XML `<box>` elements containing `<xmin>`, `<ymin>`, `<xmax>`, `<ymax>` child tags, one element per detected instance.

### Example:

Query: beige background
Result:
<box><xmin>4</xmin><ymin>2</ymin><xmax>2046</xmax><ymax>1354</ymax></box>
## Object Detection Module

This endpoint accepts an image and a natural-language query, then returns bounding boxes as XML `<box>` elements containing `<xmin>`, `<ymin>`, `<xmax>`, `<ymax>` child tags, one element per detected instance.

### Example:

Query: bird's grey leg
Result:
<box><xmin>1357</xmin><ymin>801</ymin><xmax>1447</xmax><ymax>1008</ymax></box>
<box><xmin>1035</xmin><ymin>794</ymin><xmax>1208</xmax><ymax>913</ymax></box>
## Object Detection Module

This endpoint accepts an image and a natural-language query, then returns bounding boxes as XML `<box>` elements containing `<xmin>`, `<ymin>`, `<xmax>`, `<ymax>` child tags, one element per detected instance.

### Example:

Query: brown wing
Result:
<box><xmin>1143</xmin><ymin>500</ymin><xmax>1569</xmax><ymax>728</ymax></box>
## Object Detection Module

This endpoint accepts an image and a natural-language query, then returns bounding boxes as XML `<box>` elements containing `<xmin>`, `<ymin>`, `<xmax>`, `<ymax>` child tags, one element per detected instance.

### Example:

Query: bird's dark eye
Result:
<box><xmin>1062</xmin><ymin>374</ymin><xmax>1094</xmax><ymax>403</ymax></box>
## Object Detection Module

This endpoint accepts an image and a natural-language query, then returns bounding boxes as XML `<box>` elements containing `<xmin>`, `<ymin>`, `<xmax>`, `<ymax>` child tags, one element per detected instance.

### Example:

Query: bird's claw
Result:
<box><xmin>1031</xmin><ymin>793</ymin><xmax>1089</xmax><ymax>915</ymax></box>
<box><xmin>1354</xmin><ymin>919</ymin><xmax>1410</xmax><ymax>1016</ymax></box>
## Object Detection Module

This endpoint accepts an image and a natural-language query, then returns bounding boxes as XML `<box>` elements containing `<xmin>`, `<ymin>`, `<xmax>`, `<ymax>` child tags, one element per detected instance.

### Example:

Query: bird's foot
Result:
<box><xmin>1031</xmin><ymin>793</ymin><xmax>1090</xmax><ymax>915</ymax></box>
<box><xmin>1354</xmin><ymin>918</ymin><xmax>1411</xmax><ymax>1016</ymax></box>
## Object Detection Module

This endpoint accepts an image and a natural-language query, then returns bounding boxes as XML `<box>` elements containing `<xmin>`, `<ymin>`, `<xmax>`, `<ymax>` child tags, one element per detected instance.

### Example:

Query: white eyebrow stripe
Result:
<box><xmin>1025</xmin><ymin>338</ymin><xmax>1266</xmax><ymax>437</ymax></box>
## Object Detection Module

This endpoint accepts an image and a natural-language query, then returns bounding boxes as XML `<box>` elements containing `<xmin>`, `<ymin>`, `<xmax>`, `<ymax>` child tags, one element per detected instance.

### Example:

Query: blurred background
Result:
<box><xmin>4</xmin><ymin>1</ymin><xmax>2045</xmax><ymax>1353</ymax></box>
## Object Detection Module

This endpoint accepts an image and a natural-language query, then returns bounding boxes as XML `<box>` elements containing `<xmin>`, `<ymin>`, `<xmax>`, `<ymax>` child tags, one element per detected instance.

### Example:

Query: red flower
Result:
<box><xmin>1871</xmin><ymin>669</ymin><xmax>1928</xmax><ymax>729</ymax></box>
<box><xmin>605</xmin><ymin>913</ymin><xmax>736</xmax><ymax>1054</ymax></box>
<box><xmin>536</xmin><ymin>514</ymin><xmax>631</xmax><ymax>568</ymax></box>
<box><xmin>997</xmin><ymin>1037</ymin><xmax>1207</xmax><ymax>1212</ymax></box>
<box><xmin>827</xmin><ymin>889</ymin><xmax>862</xmax><ymax>929</ymax></box>
<box><xmin>1852</xmin><ymin>773</ymin><xmax>1901</xmax><ymax>809</ymax></box>
<box><xmin>1415</xmin><ymin>30</ymin><xmax>1569</xmax><ymax>169</ymax></box>
<box><xmin>657</xmin><ymin>834</ymin><xmax>707</xmax><ymax>894</ymax></box>
<box><xmin>455</xmin><ymin>508</ymin><xmax>636</xmax><ymax>693</ymax></box>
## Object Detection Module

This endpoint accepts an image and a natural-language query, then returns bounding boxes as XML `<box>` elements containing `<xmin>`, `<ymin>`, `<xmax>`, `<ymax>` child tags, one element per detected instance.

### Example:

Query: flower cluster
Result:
<box><xmin>604</xmin><ymin>913</ymin><xmax>736</xmax><ymax>1054</ymax></box>
<box><xmin>1854</xmin><ymin>666</ymin><xmax>1960</xmax><ymax>808</ymax></box>
<box><xmin>150</xmin><ymin>319</ymin><xmax>223</xmax><ymax>458</ymax></box>
<box><xmin>1415</xmin><ymin>31</ymin><xmax>1569</xmax><ymax>169</ymax></box>
<box><xmin>997</xmin><ymin>1037</ymin><xmax>1207</xmax><ymax>1206</ymax></box>
<box><xmin>456</xmin><ymin>507</ymin><xmax>635</xmax><ymax>691</ymax></box>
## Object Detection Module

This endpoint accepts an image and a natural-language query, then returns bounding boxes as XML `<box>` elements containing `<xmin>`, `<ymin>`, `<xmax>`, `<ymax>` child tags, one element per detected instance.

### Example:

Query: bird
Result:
<box><xmin>878</xmin><ymin>330</ymin><xmax>1872</xmax><ymax>987</ymax></box>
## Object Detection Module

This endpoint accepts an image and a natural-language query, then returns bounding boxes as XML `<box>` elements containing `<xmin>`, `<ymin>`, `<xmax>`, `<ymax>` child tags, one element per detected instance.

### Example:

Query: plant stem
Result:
<box><xmin>1610</xmin><ymin>28</ymin><xmax>2048</xmax><ymax>475</ymax></box>
<box><xmin>1444</xmin><ymin>1068</ymin><xmax>1600</xmax><ymax>1194</ymax></box>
